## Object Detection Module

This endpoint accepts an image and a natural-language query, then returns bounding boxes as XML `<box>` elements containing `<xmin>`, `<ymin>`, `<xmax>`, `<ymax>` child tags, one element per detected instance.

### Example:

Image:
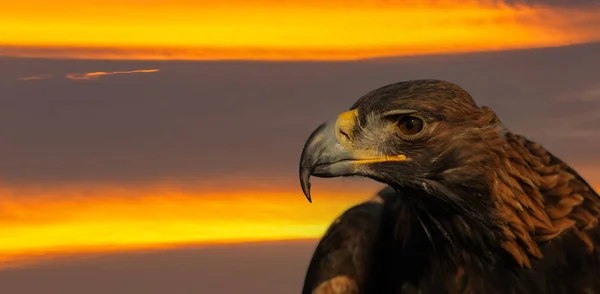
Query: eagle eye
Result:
<box><xmin>397</xmin><ymin>115</ymin><xmax>424</xmax><ymax>136</ymax></box>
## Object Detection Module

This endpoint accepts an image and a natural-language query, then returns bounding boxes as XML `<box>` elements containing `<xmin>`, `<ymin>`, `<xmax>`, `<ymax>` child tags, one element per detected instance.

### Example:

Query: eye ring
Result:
<box><xmin>396</xmin><ymin>115</ymin><xmax>424</xmax><ymax>136</ymax></box>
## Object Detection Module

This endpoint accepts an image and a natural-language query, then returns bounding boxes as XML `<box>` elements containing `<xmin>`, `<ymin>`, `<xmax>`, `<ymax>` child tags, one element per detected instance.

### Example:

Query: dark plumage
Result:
<box><xmin>298</xmin><ymin>79</ymin><xmax>600</xmax><ymax>294</ymax></box>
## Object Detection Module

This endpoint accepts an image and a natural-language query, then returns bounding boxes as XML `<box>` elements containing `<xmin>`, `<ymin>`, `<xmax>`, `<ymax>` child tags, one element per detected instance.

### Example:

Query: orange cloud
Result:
<box><xmin>16</xmin><ymin>74</ymin><xmax>52</xmax><ymax>81</ymax></box>
<box><xmin>0</xmin><ymin>181</ymin><xmax>378</xmax><ymax>269</ymax></box>
<box><xmin>0</xmin><ymin>0</ymin><xmax>599</xmax><ymax>60</ymax></box>
<box><xmin>65</xmin><ymin>69</ymin><xmax>159</xmax><ymax>80</ymax></box>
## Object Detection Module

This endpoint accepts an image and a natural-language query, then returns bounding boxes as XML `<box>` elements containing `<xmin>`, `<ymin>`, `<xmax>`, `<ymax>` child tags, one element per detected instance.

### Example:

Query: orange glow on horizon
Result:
<box><xmin>1</xmin><ymin>0</ymin><xmax>599</xmax><ymax>60</ymax></box>
<box><xmin>0</xmin><ymin>182</ymin><xmax>379</xmax><ymax>268</ymax></box>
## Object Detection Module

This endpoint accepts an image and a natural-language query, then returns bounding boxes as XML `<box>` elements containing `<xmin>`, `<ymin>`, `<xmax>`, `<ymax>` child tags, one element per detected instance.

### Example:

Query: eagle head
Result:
<box><xmin>299</xmin><ymin>79</ymin><xmax>505</xmax><ymax>203</ymax></box>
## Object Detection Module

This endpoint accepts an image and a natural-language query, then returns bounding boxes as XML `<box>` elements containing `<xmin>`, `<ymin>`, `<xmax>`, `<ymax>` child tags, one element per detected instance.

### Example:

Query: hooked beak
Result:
<box><xmin>299</xmin><ymin>110</ymin><xmax>407</xmax><ymax>203</ymax></box>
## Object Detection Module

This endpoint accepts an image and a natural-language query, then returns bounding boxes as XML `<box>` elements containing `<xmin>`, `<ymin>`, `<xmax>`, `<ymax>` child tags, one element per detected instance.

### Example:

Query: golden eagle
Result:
<box><xmin>298</xmin><ymin>79</ymin><xmax>600</xmax><ymax>294</ymax></box>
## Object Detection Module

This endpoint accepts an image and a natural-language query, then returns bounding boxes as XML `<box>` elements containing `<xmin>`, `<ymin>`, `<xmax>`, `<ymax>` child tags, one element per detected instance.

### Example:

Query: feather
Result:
<box><xmin>300</xmin><ymin>79</ymin><xmax>600</xmax><ymax>294</ymax></box>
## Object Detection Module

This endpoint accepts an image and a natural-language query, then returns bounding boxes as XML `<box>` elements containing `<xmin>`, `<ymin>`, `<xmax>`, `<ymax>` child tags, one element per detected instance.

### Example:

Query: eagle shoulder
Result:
<box><xmin>517</xmin><ymin>134</ymin><xmax>600</xmax><ymax>251</ymax></box>
<box><xmin>302</xmin><ymin>187</ymin><xmax>393</xmax><ymax>294</ymax></box>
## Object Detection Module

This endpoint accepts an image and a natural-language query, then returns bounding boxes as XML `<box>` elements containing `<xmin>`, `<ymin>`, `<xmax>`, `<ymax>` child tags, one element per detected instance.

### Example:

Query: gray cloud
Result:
<box><xmin>373</xmin><ymin>0</ymin><xmax>600</xmax><ymax>8</ymax></box>
<box><xmin>534</xmin><ymin>82</ymin><xmax>600</xmax><ymax>141</ymax></box>
<box><xmin>1</xmin><ymin>42</ymin><xmax>599</xmax><ymax>186</ymax></box>
<box><xmin>0</xmin><ymin>240</ymin><xmax>316</xmax><ymax>294</ymax></box>
<box><xmin>494</xmin><ymin>0</ymin><xmax>600</xmax><ymax>8</ymax></box>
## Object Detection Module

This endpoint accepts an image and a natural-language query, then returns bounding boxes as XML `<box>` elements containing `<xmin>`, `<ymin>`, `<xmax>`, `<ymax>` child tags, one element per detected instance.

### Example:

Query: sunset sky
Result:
<box><xmin>2</xmin><ymin>0</ymin><xmax>600</xmax><ymax>60</ymax></box>
<box><xmin>1</xmin><ymin>0</ymin><xmax>600</xmax><ymax>293</ymax></box>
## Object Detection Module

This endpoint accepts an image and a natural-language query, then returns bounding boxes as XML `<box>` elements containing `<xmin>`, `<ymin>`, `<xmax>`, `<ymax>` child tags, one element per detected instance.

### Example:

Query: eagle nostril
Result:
<box><xmin>339</xmin><ymin>129</ymin><xmax>351</xmax><ymax>141</ymax></box>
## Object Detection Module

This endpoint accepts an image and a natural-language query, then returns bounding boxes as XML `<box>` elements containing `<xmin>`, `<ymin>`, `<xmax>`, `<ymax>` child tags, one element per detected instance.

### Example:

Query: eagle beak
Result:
<box><xmin>299</xmin><ymin>110</ymin><xmax>406</xmax><ymax>203</ymax></box>
<box><xmin>299</xmin><ymin>118</ymin><xmax>357</xmax><ymax>203</ymax></box>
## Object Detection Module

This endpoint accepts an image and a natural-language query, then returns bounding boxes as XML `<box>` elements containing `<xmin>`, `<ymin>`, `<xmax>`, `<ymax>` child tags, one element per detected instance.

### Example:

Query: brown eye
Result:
<box><xmin>397</xmin><ymin>115</ymin><xmax>424</xmax><ymax>135</ymax></box>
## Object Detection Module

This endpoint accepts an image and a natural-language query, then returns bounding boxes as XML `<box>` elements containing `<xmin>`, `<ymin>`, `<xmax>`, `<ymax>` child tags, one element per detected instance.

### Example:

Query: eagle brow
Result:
<box><xmin>381</xmin><ymin>109</ymin><xmax>418</xmax><ymax>117</ymax></box>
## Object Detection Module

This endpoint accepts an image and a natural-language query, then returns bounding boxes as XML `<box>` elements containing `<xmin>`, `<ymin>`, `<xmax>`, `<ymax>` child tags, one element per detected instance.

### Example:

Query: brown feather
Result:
<box><xmin>301</xmin><ymin>79</ymin><xmax>600</xmax><ymax>294</ymax></box>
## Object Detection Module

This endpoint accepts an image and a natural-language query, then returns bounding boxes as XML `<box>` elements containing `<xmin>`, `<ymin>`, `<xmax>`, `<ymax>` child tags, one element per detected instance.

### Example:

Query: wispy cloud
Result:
<box><xmin>578</xmin><ymin>87</ymin><xmax>600</xmax><ymax>102</ymax></box>
<box><xmin>14</xmin><ymin>69</ymin><xmax>159</xmax><ymax>82</ymax></box>
<box><xmin>543</xmin><ymin>85</ymin><xmax>600</xmax><ymax>139</ymax></box>
<box><xmin>542</xmin><ymin>129</ymin><xmax>600</xmax><ymax>139</ymax></box>
<box><xmin>555</xmin><ymin>83</ymin><xmax>600</xmax><ymax>103</ymax></box>
<box><xmin>66</xmin><ymin>69</ymin><xmax>159</xmax><ymax>80</ymax></box>
<box><xmin>16</xmin><ymin>74</ymin><xmax>52</xmax><ymax>81</ymax></box>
